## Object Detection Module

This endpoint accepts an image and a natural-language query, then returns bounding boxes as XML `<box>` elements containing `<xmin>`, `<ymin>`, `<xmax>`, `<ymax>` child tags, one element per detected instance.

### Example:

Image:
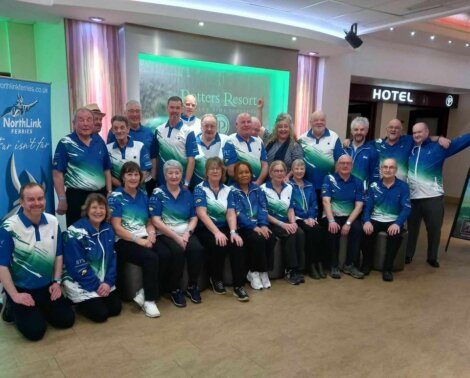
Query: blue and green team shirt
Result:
<box><xmin>363</xmin><ymin>179</ymin><xmax>411</xmax><ymax>227</ymax></box>
<box><xmin>108</xmin><ymin>187</ymin><xmax>150</xmax><ymax>239</ymax></box>
<box><xmin>321</xmin><ymin>173</ymin><xmax>364</xmax><ymax>217</ymax></box>
<box><xmin>298</xmin><ymin>128</ymin><xmax>344</xmax><ymax>190</ymax></box>
<box><xmin>374</xmin><ymin>135</ymin><xmax>414</xmax><ymax>181</ymax></box>
<box><xmin>53</xmin><ymin>132</ymin><xmax>112</xmax><ymax>191</ymax></box>
<box><xmin>107</xmin><ymin>137</ymin><xmax>152</xmax><ymax>179</ymax></box>
<box><xmin>229</xmin><ymin>183</ymin><xmax>269</xmax><ymax>230</ymax></box>
<box><xmin>107</xmin><ymin>123</ymin><xmax>157</xmax><ymax>159</ymax></box>
<box><xmin>343</xmin><ymin>142</ymin><xmax>380</xmax><ymax>191</ymax></box>
<box><xmin>149</xmin><ymin>185</ymin><xmax>195</xmax><ymax>235</ymax></box>
<box><xmin>192</xmin><ymin>133</ymin><xmax>227</xmax><ymax>187</ymax></box>
<box><xmin>193</xmin><ymin>181</ymin><xmax>231</xmax><ymax>228</ymax></box>
<box><xmin>260</xmin><ymin>181</ymin><xmax>294</xmax><ymax>223</ymax></box>
<box><xmin>408</xmin><ymin>134</ymin><xmax>470</xmax><ymax>199</ymax></box>
<box><xmin>181</xmin><ymin>115</ymin><xmax>202</xmax><ymax>135</ymax></box>
<box><xmin>0</xmin><ymin>212</ymin><xmax>61</xmax><ymax>289</ymax></box>
<box><xmin>290</xmin><ymin>179</ymin><xmax>318</xmax><ymax>220</ymax></box>
<box><xmin>223</xmin><ymin>134</ymin><xmax>267</xmax><ymax>181</ymax></box>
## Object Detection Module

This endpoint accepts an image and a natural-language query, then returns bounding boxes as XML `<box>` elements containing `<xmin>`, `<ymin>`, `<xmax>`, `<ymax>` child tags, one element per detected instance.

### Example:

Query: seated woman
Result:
<box><xmin>261</xmin><ymin>161</ymin><xmax>304</xmax><ymax>285</ymax></box>
<box><xmin>290</xmin><ymin>159</ymin><xmax>325</xmax><ymax>280</ymax></box>
<box><xmin>63</xmin><ymin>193</ymin><xmax>122</xmax><ymax>323</ymax></box>
<box><xmin>194</xmin><ymin>157</ymin><xmax>248</xmax><ymax>301</ymax></box>
<box><xmin>230</xmin><ymin>162</ymin><xmax>276</xmax><ymax>290</ymax></box>
<box><xmin>108</xmin><ymin>161</ymin><xmax>162</xmax><ymax>318</ymax></box>
<box><xmin>150</xmin><ymin>160</ymin><xmax>204</xmax><ymax>307</ymax></box>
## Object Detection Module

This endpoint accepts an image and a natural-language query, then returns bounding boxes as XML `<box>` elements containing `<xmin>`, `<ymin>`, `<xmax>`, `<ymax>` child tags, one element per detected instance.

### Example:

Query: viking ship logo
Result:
<box><xmin>0</xmin><ymin>94</ymin><xmax>38</xmax><ymax>118</ymax></box>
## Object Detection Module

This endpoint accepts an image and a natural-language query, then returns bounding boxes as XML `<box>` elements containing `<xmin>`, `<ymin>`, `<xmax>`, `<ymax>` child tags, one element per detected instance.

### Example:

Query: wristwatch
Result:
<box><xmin>346</xmin><ymin>221</ymin><xmax>352</xmax><ymax>226</ymax></box>
<box><xmin>53</xmin><ymin>278</ymin><xmax>61</xmax><ymax>284</ymax></box>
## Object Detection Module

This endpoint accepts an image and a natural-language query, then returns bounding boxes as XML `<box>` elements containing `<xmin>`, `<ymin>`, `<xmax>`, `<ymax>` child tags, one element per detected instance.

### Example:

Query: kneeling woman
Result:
<box><xmin>231</xmin><ymin>162</ymin><xmax>276</xmax><ymax>290</ymax></box>
<box><xmin>261</xmin><ymin>161</ymin><xmax>304</xmax><ymax>285</ymax></box>
<box><xmin>63</xmin><ymin>193</ymin><xmax>122</xmax><ymax>323</ymax></box>
<box><xmin>108</xmin><ymin>162</ymin><xmax>161</xmax><ymax>318</ymax></box>
<box><xmin>194</xmin><ymin>157</ymin><xmax>248</xmax><ymax>301</ymax></box>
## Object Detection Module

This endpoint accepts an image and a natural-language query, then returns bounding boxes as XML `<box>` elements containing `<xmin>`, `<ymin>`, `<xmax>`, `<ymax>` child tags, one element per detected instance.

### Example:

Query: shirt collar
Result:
<box><xmin>165</xmin><ymin>119</ymin><xmax>184</xmax><ymax>130</ymax></box>
<box><xmin>112</xmin><ymin>136</ymin><xmax>134</xmax><ymax>149</ymax></box>
<box><xmin>181</xmin><ymin>114</ymin><xmax>196</xmax><ymax>122</ymax></box>
<box><xmin>235</xmin><ymin>133</ymin><xmax>255</xmax><ymax>144</ymax></box>
<box><xmin>334</xmin><ymin>172</ymin><xmax>353</xmax><ymax>183</ymax></box>
<box><xmin>18</xmin><ymin>212</ymin><xmax>48</xmax><ymax>228</ymax></box>
<box><xmin>266</xmin><ymin>180</ymin><xmax>288</xmax><ymax>191</ymax></box>
<box><xmin>306</xmin><ymin>128</ymin><xmax>330</xmax><ymax>139</ymax></box>
<box><xmin>290</xmin><ymin>179</ymin><xmax>313</xmax><ymax>188</ymax></box>
<box><xmin>196</xmin><ymin>133</ymin><xmax>221</xmax><ymax>147</ymax></box>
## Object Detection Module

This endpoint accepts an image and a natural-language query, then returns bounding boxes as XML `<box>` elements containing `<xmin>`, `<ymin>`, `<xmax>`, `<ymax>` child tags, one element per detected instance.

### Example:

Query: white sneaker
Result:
<box><xmin>142</xmin><ymin>301</ymin><xmax>160</xmax><ymax>318</ymax></box>
<box><xmin>133</xmin><ymin>288</ymin><xmax>144</xmax><ymax>307</ymax></box>
<box><xmin>250</xmin><ymin>271</ymin><xmax>263</xmax><ymax>290</ymax></box>
<box><xmin>260</xmin><ymin>272</ymin><xmax>271</xmax><ymax>289</ymax></box>
<box><xmin>246</xmin><ymin>271</ymin><xmax>253</xmax><ymax>283</ymax></box>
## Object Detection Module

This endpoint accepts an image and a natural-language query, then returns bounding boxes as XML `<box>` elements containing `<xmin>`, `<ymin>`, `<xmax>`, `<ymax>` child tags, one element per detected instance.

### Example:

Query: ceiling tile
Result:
<box><xmin>234</xmin><ymin>0</ymin><xmax>325</xmax><ymax>12</ymax></box>
<box><xmin>297</xmin><ymin>0</ymin><xmax>363</xmax><ymax>18</ymax></box>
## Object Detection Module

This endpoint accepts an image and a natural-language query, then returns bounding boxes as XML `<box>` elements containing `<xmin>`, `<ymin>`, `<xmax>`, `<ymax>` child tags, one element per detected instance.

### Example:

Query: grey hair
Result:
<box><xmin>201</xmin><ymin>113</ymin><xmax>218</xmax><ymax>126</ymax></box>
<box><xmin>163</xmin><ymin>159</ymin><xmax>183</xmax><ymax>174</ymax></box>
<box><xmin>291</xmin><ymin>159</ymin><xmax>305</xmax><ymax>169</ymax></box>
<box><xmin>125</xmin><ymin>100</ymin><xmax>141</xmax><ymax>109</ymax></box>
<box><xmin>350</xmin><ymin>116</ymin><xmax>369</xmax><ymax>132</ymax></box>
<box><xmin>73</xmin><ymin>107</ymin><xmax>94</xmax><ymax>123</ymax></box>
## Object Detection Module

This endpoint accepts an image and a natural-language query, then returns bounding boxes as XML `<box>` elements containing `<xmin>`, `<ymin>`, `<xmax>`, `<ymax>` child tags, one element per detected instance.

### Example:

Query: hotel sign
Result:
<box><xmin>372</xmin><ymin>88</ymin><xmax>414</xmax><ymax>103</ymax></box>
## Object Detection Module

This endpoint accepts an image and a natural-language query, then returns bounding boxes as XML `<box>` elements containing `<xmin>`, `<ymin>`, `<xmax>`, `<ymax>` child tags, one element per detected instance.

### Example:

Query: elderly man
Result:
<box><xmin>405</xmin><ymin>123</ymin><xmax>470</xmax><ymax>267</ymax></box>
<box><xmin>85</xmin><ymin>103</ymin><xmax>106</xmax><ymax>135</ymax></box>
<box><xmin>223</xmin><ymin>113</ymin><xmax>268</xmax><ymax>185</ymax></box>
<box><xmin>322</xmin><ymin>155</ymin><xmax>364</xmax><ymax>279</ymax></box>
<box><xmin>343</xmin><ymin>117</ymin><xmax>379</xmax><ymax>191</ymax></box>
<box><xmin>181</xmin><ymin>94</ymin><xmax>202</xmax><ymax>135</ymax></box>
<box><xmin>0</xmin><ymin>183</ymin><xmax>75</xmax><ymax>340</ymax></box>
<box><xmin>154</xmin><ymin>96</ymin><xmax>198</xmax><ymax>187</ymax></box>
<box><xmin>362</xmin><ymin>158</ymin><xmax>411</xmax><ymax>281</ymax></box>
<box><xmin>53</xmin><ymin>108</ymin><xmax>112</xmax><ymax>226</ymax></box>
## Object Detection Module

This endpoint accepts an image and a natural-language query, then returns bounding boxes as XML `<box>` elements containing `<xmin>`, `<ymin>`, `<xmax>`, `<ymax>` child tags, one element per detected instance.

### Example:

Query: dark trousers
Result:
<box><xmin>115</xmin><ymin>239</ymin><xmax>160</xmax><ymax>301</ymax></box>
<box><xmin>315</xmin><ymin>189</ymin><xmax>324</xmax><ymax>218</ymax></box>
<box><xmin>76</xmin><ymin>290</ymin><xmax>122</xmax><ymax>323</ymax></box>
<box><xmin>158</xmin><ymin>234</ymin><xmax>204</xmax><ymax>288</ymax></box>
<box><xmin>66</xmin><ymin>187</ymin><xmax>107</xmax><ymax>227</ymax></box>
<box><xmin>238</xmin><ymin>228</ymin><xmax>276</xmax><ymax>272</ymax></box>
<box><xmin>406</xmin><ymin>196</ymin><xmax>444</xmax><ymax>261</ymax></box>
<box><xmin>6</xmin><ymin>285</ymin><xmax>75</xmax><ymax>341</ymax></box>
<box><xmin>362</xmin><ymin>221</ymin><xmax>404</xmax><ymax>272</ymax></box>
<box><xmin>296</xmin><ymin>220</ymin><xmax>323</xmax><ymax>266</ymax></box>
<box><xmin>322</xmin><ymin>216</ymin><xmax>362</xmax><ymax>268</ymax></box>
<box><xmin>270</xmin><ymin>224</ymin><xmax>302</xmax><ymax>270</ymax></box>
<box><xmin>196</xmin><ymin>226</ymin><xmax>245</xmax><ymax>287</ymax></box>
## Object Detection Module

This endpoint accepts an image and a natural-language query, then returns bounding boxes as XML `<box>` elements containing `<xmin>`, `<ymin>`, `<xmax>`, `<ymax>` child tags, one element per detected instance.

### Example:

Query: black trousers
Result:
<box><xmin>322</xmin><ymin>216</ymin><xmax>362</xmax><ymax>268</ymax></box>
<box><xmin>115</xmin><ymin>239</ymin><xmax>160</xmax><ymax>301</ymax></box>
<box><xmin>315</xmin><ymin>189</ymin><xmax>324</xmax><ymax>218</ymax></box>
<box><xmin>158</xmin><ymin>234</ymin><xmax>204</xmax><ymax>288</ymax></box>
<box><xmin>6</xmin><ymin>285</ymin><xmax>75</xmax><ymax>341</ymax></box>
<box><xmin>362</xmin><ymin>221</ymin><xmax>404</xmax><ymax>272</ymax></box>
<box><xmin>66</xmin><ymin>187</ymin><xmax>107</xmax><ymax>227</ymax></box>
<box><xmin>238</xmin><ymin>228</ymin><xmax>276</xmax><ymax>272</ymax></box>
<box><xmin>406</xmin><ymin>196</ymin><xmax>444</xmax><ymax>261</ymax></box>
<box><xmin>296</xmin><ymin>220</ymin><xmax>323</xmax><ymax>265</ymax></box>
<box><xmin>76</xmin><ymin>290</ymin><xmax>122</xmax><ymax>323</ymax></box>
<box><xmin>270</xmin><ymin>224</ymin><xmax>302</xmax><ymax>270</ymax></box>
<box><xmin>196</xmin><ymin>226</ymin><xmax>245</xmax><ymax>287</ymax></box>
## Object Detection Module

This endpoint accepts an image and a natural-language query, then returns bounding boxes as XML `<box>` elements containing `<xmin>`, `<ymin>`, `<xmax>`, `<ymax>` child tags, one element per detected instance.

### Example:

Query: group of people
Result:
<box><xmin>1</xmin><ymin>93</ymin><xmax>469</xmax><ymax>342</ymax></box>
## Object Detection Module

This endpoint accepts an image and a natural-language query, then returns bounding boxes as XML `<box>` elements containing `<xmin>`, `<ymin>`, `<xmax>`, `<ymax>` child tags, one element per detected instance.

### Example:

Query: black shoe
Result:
<box><xmin>233</xmin><ymin>287</ymin><xmax>249</xmax><ymax>302</ymax></box>
<box><xmin>360</xmin><ymin>265</ymin><xmax>372</xmax><ymax>276</ymax></box>
<box><xmin>185</xmin><ymin>285</ymin><xmax>202</xmax><ymax>304</ymax></box>
<box><xmin>2</xmin><ymin>302</ymin><xmax>14</xmax><ymax>324</ymax></box>
<box><xmin>210</xmin><ymin>277</ymin><xmax>226</xmax><ymax>295</ymax></box>
<box><xmin>309</xmin><ymin>264</ymin><xmax>321</xmax><ymax>280</ymax></box>
<box><xmin>405</xmin><ymin>256</ymin><xmax>413</xmax><ymax>264</ymax></box>
<box><xmin>170</xmin><ymin>289</ymin><xmax>187</xmax><ymax>308</ymax></box>
<box><xmin>297</xmin><ymin>271</ymin><xmax>305</xmax><ymax>284</ymax></box>
<box><xmin>382</xmin><ymin>271</ymin><xmax>394</xmax><ymax>282</ymax></box>
<box><xmin>317</xmin><ymin>263</ymin><xmax>327</xmax><ymax>279</ymax></box>
<box><xmin>330</xmin><ymin>267</ymin><xmax>341</xmax><ymax>279</ymax></box>
<box><xmin>285</xmin><ymin>269</ymin><xmax>301</xmax><ymax>285</ymax></box>
<box><xmin>427</xmin><ymin>259</ymin><xmax>440</xmax><ymax>268</ymax></box>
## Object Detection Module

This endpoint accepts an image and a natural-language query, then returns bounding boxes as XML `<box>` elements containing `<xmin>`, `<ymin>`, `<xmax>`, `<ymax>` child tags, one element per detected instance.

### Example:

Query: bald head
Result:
<box><xmin>251</xmin><ymin>116</ymin><xmax>262</xmax><ymax>137</ymax></box>
<box><xmin>236</xmin><ymin>113</ymin><xmax>252</xmax><ymax>140</ymax></box>
<box><xmin>183</xmin><ymin>94</ymin><xmax>197</xmax><ymax>117</ymax></box>
<box><xmin>412</xmin><ymin>122</ymin><xmax>429</xmax><ymax>145</ymax></box>
<box><xmin>386</xmin><ymin>118</ymin><xmax>403</xmax><ymax>142</ymax></box>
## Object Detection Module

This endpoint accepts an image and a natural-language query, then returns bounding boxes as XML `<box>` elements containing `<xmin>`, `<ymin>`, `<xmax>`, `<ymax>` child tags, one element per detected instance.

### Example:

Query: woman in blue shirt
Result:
<box><xmin>230</xmin><ymin>162</ymin><xmax>276</xmax><ymax>290</ymax></box>
<box><xmin>63</xmin><ymin>193</ymin><xmax>121</xmax><ymax>323</ymax></box>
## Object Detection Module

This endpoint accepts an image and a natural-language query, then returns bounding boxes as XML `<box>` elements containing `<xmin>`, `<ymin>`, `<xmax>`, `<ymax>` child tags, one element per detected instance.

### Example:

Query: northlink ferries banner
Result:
<box><xmin>0</xmin><ymin>77</ymin><xmax>53</xmax><ymax>218</ymax></box>
<box><xmin>450</xmin><ymin>168</ymin><xmax>470</xmax><ymax>241</ymax></box>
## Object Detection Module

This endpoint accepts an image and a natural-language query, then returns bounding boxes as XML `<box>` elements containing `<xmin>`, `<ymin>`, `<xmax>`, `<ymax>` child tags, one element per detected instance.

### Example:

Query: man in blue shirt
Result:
<box><xmin>362</xmin><ymin>158</ymin><xmax>411</xmax><ymax>281</ymax></box>
<box><xmin>0</xmin><ymin>183</ymin><xmax>74</xmax><ymax>340</ymax></box>
<box><xmin>405</xmin><ymin>123</ymin><xmax>470</xmax><ymax>267</ymax></box>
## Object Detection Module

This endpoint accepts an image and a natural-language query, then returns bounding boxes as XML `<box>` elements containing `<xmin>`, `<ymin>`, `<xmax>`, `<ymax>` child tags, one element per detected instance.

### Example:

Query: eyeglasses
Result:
<box><xmin>272</xmin><ymin>169</ymin><xmax>286</xmax><ymax>173</ymax></box>
<box><xmin>208</xmin><ymin>167</ymin><xmax>222</xmax><ymax>172</ymax></box>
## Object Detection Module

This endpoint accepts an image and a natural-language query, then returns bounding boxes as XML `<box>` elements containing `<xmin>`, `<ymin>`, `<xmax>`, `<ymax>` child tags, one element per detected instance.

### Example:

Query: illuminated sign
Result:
<box><xmin>372</xmin><ymin>88</ymin><xmax>413</xmax><ymax>103</ymax></box>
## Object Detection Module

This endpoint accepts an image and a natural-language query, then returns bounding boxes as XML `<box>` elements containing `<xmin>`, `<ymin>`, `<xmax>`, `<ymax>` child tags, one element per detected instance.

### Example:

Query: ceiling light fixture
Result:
<box><xmin>198</xmin><ymin>21</ymin><xmax>204</xmax><ymax>27</ymax></box>
<box><xmin>410</xmin><ymin>31</ymin><xmax>416</xmax><ymax>36</ymax></box>
<box><xmin>448</xmin><ymin>40</ymin><xmax>452</xmax><ymax>44</ymax></box>
<box><xmin>308</xmin><ymin>52</ymin><xmax>318</xmax><ymax>56</ymax></box>
<box><xmin>466</xmin><ymin>43</ymin><xmax>469</xmax><ymax>47</ymax></box>
<box><xmin>430</xmin><ymin>35</ymin><xmax>435</xmax><ymax>40</ymax></box>
<box><xmin>344</xmin><ymin>23</ymin><xmax>363</xmax><ymax>49</ymax></box>
<box><xmin>389</xmin><ymin>27</ymin><xmax>394</xmax><ymax>31</ymax></box>
<box><xmin>89</xmin><ymin>16</ymin><xmax>104</xmax><ymax>23</ymax></box>
<box><xmin>291</xmin><ymin>36</ymin><xmax>297</xmax><ymax>41</ymax></box>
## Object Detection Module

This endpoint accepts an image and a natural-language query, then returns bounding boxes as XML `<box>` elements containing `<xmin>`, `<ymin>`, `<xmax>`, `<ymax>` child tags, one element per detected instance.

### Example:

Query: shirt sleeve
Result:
<box><xmin>101</xmin><ymin>140</ymin><xmax>112</xmax><ymax>171</ymax></box>
<box><xmin>227</xmin><ymin>190</ymin><xmax>236</xmax><ymax>209</ymax></box>
<box><xmin>223</xmin><ymin>141</ymin><xmax>238</xmax><ymax>166</ymax></box>
<box><xmin>321</xmin><ymin>175</ymin><xmax>333</xmax><ymax>198</ymax></box>
<box><xmin>154</xmin><ymin>130</ymin><xmax>160</xmax><ymax>157</ymax></box>
<box><xmin>259</xmin><ymin>143</ymin><xmax>268</xmax><ymax>162</ymax></box>
<box><xmin>363</xmin><ymin>190</ymin><xmax>373</xmax><ymax>223</ymax></box>
<box><xmin>333</xmin><ymin>138</ymin><xmax>345</xmax><ymax>161</ymax></box>
<box><xmin>256</xmin><ymin>189</ymin><xmax>269</xmax><ymax>227</ymax></box>
<box><xmin>185</xmin><ymin>131</ymin><xmax>198</xmax><ymax>157</ymax></box>
<box><xmin>0</xmin><ymin>228</ymin><xmax>14</xmax><ymax>267</ymax></box>
<box><xmin>140</xmin><ymin>144</ymin><xmax>153</xmax><ymax>171</ymax></box>
<box><xmin>193</xmin><ymin>186</ymin><xmax>207</xmax><ymax>208</ymax></box>
<box><xmin>108</xmin><ymin>192</ymin><xmax>123</xmax><ymax>218</ymax></box>
<box><xmin>308</xmin><ymin>189</ymin><xmax>318</xmax><ymax>219</ymax></box>
<box><xmin>445</xmin><ymin>133</ymin><xmax>470</xmax><ymax>158</ymax></box>
<box><xmin>52</xmin><ymin>139</ymin><xmax>68</xmax><ymax>173</ymax></box>
<box><xmin>148</xmin><ymin>192</ymin><xmax>163</xmax><ymax>217</ymax></box>
<box><xmin>187</xmin><ymin>191</ymin><xmax>196</xmax><ymax>218</ymax></box>
<box><xmin>103</xmin><ymin>228</ymin><xmax>117</xmax><ymax>287</ymax></box>
<box><xmin>355</xmin><ymin>178</ymin><xmax>365</xmax><ymax>202</ymax></box>
<box><xmin>369</xmin><ymin>148</ymin><xmax>380</xmax><ymax>184</ymax></box>
<box><xmin>56</xmin><ymin>226</ymin><xmax>63</xmax><ymax>257</ymax></box>
<box><xmin>396</xmin><ymin>183</ymin><xmax>412</xmax><ymax>227</ymax></box>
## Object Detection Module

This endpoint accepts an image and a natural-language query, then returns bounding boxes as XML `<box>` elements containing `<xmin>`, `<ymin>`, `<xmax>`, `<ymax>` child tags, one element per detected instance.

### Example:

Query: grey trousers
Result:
<box><xmin>406</xmin><ymin>196</ymin><xmax>444</xmax><ymax>261</ymax></box>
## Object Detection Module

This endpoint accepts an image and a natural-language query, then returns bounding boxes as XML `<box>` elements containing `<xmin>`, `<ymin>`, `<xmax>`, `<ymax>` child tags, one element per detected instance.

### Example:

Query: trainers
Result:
<box><xmin>330</xmin><ymin>267</ymin><xmax>341</xmax><ymax>279</ymax></box>
<box><xmin>343</xmin><ymin>264</ymin><xmax>364</xmax><ymax>279</ymax></box>
<box><xmin>248</xmin><ymin>271</ymin><xmax>263</xmax><ymax>290</ymax></box>
<box><xmin>185</xmin><ymin>285</ymin><xmax>202</xmax><ymax>304</ymax></box>
<box><xmin>285</xmin><ymin>269</ymin><xmax>301</xmax><ymax>285</ymax></box>
<box><xmin>170</xmin><ymin>289</ymin><xmax>187</xmax><ymax>308</ymax></box>
<box><xmin>233</xmin><ymin>287</ymin><xmax>249</xmax><ymax>302</ymax></box>
<box><xmin>260</xmin><ymin>272</ymin><xmax>271</xmax><ymax>289</ymax></box>
<box><xmin>142</xmin><ymin>301</ymin><xmax>160</xmax><ymax>317</ymax></box>
<box><xmin>133</xmin><ymin>288</ymin><xmax>145</xmax><ymax>307</ymax></box>
<box><xmin>383</xmin><ymin>271</ymin><xmax>394</xmax><ymax>282</ymax></box>
<box><xmin>210</xmin><ymin>277</ymin><xmax>226</xmax><ymax>295</ymax></box>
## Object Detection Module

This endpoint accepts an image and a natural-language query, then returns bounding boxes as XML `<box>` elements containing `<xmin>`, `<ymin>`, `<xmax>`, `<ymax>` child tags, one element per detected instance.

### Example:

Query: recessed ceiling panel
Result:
<box><xmin>298</xmin><ymin>0</ymin><xmax>363</xmax><ymax>18</ymax></box>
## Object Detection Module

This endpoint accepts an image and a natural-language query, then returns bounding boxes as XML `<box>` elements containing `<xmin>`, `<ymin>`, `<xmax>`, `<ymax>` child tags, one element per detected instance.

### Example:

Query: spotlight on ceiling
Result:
<box><xmin>344</xmin><ymin>23</ymin><xmax>363</xmax><ymax>49</ymax></box>
<box><xmin>89</xmin><ymin>16</ymin><xmax>104</xmax><ymax>23</ymax></box>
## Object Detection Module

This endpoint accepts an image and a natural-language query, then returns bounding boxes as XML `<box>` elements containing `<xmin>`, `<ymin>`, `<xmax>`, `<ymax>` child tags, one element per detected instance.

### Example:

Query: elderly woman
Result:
<box><xmin>192</xmin><ymin>114</ymin><xmax>227</xmax><ymax>188</ymax></box>
<box><xmin>261</xmin><ymin>161</ymin><xmax>304</xmax><ymax>285</ymax></box>
<box><xmin>194</xmin><ymin>157</ymin><xmax>248</xmax><ymax>301</ymax></box>
<box><xmin>63</xmin><ymin>193</ymin><xmax>122</xmax><ymax>323</ymax></box>
<box><xmin>230</xmin><ymin>162</ymin><xmax>276</xmax><ymax>290</ymax></box>
<box><xmin>150</xmin><ymin>160</ymin><xmax>204</xmax><ymax>307</ymax></box>
<box><xmin>265</xmin><ymin>113</ymin><xmax>303</xmax><ymax>172</ymax></box>
<box><xmin>108</xmin><ymin>161</ymin><xmax>162</xmax><ymax>318</ymax></box>
<box><xmin>290</xmin><ymin>159</ymin><xmax>325</xmax><ymax>279</ymax></box>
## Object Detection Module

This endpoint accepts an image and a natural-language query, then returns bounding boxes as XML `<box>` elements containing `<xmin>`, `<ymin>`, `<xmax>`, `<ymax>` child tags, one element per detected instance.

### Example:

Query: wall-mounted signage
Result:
<box><xmin>372</xmin><ymin>88</ymin><xmax>414</xmax><ymax>103</ymax></box>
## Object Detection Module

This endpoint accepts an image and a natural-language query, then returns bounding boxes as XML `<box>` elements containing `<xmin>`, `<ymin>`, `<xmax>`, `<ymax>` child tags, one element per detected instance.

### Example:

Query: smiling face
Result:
<box><xmin>206</xmin><ymin>162</ymin><xmax>223</xmax><ymax>183</ymax></box>
<box><xmin>351</xmin><ymin>123</ymin><xmax>368</xmax><ymax>145</ymax></box>
<box><xmin>251</xmin><ymin>117</ymin><xmax>261</xmax><ymax>137</ymax></box>
<box><xmin>87</xmin><ymin>201</ymin><xmax>106</xmax><ymax>227</ymax></box>
<box><xmin>386</xmin><ymin>119</ymin><xmax>403</xmax><ymax>143</ymax></box>
<box><xmin>20</xmin><ymin>185</ymin><xmax>45</xmax><ymax>219</ymax></box>
<box><xmin>92</xmin><ymin>113</ymin><xmax>104</xmax><ymax>134</ymax></box>
<box><xmin>276</xmin><ymin>120</ymin><xmax>291</xmax><ymax>142</ymax></box>
<box><xmin>183</xmin><ymin>95</ymin><xmax>197</xmax><ymax>117</ymax></box>
<box><xmin>291</xmin><ymin>162</ymin><xmax>306</xmax><ymax>181</ymax></box>
<box><xmin>201</xmin><ymin>115</ymin><xmax>218</xmax><ymax>140</ymax></box>
<box><xmin>336</xmin><ymin>155</ymin><xmax>353</xmax><ymax>176</ymax></box>
<box><xmin>167</xmin><ymin>100</ymin><xmax>183</xmax><ymax>125</ymax></box>
<box><xmin>235</xmin><ymin>163</ymin><xmax>252</xmax><ymax>186</ymax></box>
<box><xmin>381</xmin><ymin>158</ymin><xmax>397</xmax><ymax>180</ymax></box>
<box><xmin>165</xmin><ymin>167</ymin><xmax>183</xmax><ymax>186</ymax></box>
<box><xmin>112</xmin><ymin>120</ymin><xmax>130</xmax><ymax>143</ymax></box>
<box><xmin>236</xmin><ymin>113</ymin><xmax>252</xmax><ymax>139</ymax></box>
<box><xmin>123</xmin><ymin>170</ymin><xmax>142</xmax><ymax>191</ymax></box>
<box><xmin>412</xmin><ymin>122</ymin><xmax>429</xmax><ymax>145</ymax></box>
<box><xmin>125</xmin><ymin>103</ymin><xmax>141</xmax><ymax>129</ymax></box>
<box><xmin>74</xmin><ymin>109</ymin><xmax>94</xmax><ymax>138</ymax></box>
<box><xmin>309</xmin><ymin>111</ymin><xmax>326</xmax><ymax>136</ymax></box>
<box><xmin>269</xmin><ymin>162</ymin><xmax>287</xmax><ymax>184</ymax></box>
